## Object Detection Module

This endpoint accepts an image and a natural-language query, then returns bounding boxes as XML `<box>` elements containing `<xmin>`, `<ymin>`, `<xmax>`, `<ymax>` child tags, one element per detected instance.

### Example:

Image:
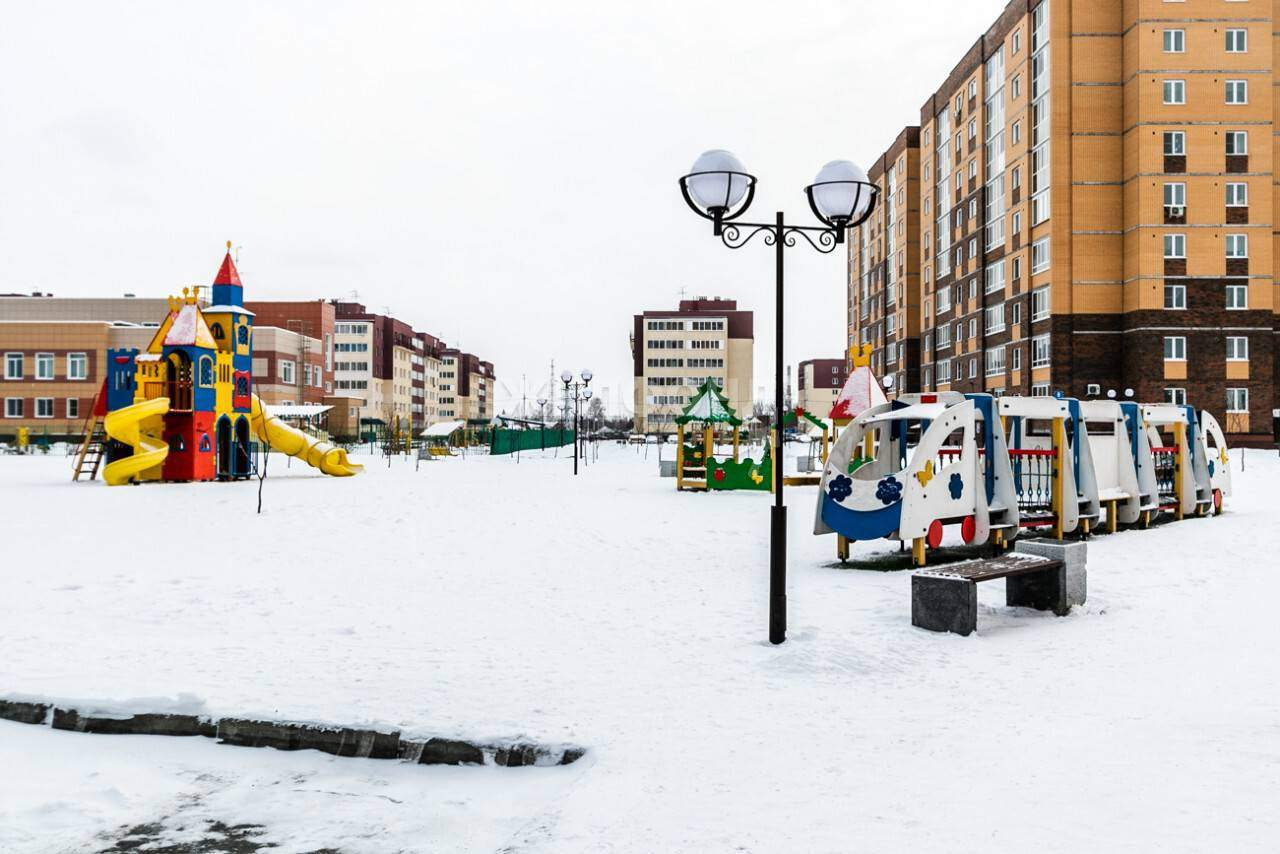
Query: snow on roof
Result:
<box><xmin>829</xmin><ymin>365</ymin><xmax>888</xmax><ymax>421</ymax></box>
<box><xmin>675</xmin><ymin>380</ymin><xmax>742</xmax><ymax>425</ymax></box>
<box><xmin>203</xmin><ymin>304</ymin><xmax>256</xmax><ymax>317</ymax></box>
<box><xmin>264</xmin><ymin>403</ymin><xmax>332</xmax><ymax>418</ymax></box>
<box><xmin>163</xmin><ymin>303</ymin><xmax>216</xmax><ymax>349</ymax></box>
<box><xmin>422</xmin><ymin>419</ymin><xmax>466</xmax><ymax>437</ymax></box>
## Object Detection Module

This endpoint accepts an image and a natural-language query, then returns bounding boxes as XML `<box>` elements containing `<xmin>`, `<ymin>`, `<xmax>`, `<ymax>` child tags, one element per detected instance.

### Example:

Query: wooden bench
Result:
<box><xmin>911</xmin><ymin>552</ymin><xmax>1075</xmax><ymax>637</ymax></box>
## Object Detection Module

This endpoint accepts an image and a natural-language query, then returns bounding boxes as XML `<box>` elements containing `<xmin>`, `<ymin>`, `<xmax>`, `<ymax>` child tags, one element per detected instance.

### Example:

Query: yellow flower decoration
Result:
<box><xmin>915</xmin><ymin>460</ymin><xmax>935</xmax><ymax>487</ymax></box>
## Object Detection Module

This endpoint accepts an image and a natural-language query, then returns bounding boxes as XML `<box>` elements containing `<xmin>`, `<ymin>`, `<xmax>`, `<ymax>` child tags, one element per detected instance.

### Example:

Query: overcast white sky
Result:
<box><xmin>1</xmin><ymin>1</ymin><xmax>1009</xmax><ymax>416</ymax></box>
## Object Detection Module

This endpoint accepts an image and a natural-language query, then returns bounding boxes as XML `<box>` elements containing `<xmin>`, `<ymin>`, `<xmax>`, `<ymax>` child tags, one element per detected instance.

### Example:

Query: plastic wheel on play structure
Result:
<box><xmin>1213</xmin><ymin>488</ymin><xmax>1223</xmax><ymax>516</ymax></box>
<box><xmin>960</xmin><ymin>515</ymin><xmax>977</xmax><ymax>545</ymax></box>
<box><xmin>926</xmin><ymin>520</ymin><xmax>944</xmax><ymax>550</ymax></box>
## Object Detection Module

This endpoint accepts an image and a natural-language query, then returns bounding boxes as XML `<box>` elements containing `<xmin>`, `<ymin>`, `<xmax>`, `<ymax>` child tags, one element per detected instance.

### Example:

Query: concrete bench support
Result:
<box><xmin>912</xmin><ymin>574</ymin><xmax>978</xmax><ymax>636</ymax></box>
<box><xmin>1014</xmin><ymin>539</ymin><xmax>1087</xmax><ymax>609</ymax></box>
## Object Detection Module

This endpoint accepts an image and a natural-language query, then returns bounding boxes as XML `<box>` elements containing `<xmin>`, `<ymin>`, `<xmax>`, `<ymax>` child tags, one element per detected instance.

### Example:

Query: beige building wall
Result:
<box><xmin>0</xmin><ymin>321</ymin><xmax>151</xmax><ymax>437</ymax></box>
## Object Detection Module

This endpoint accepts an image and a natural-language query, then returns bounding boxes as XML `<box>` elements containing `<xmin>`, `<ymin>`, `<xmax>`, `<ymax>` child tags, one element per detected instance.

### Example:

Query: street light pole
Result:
<box><xmin>678</xmin><ymin>150</ymin><xmax>878</xmax><ymax>645</ymax></box>
<box><xmin>770</xmin><ymin>209</ymin><xmax>786</xmax><ymax>644</ymax></box>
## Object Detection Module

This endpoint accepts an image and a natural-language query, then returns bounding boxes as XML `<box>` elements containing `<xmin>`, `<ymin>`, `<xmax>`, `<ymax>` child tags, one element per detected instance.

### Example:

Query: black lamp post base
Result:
<box><xmin>769</xmin><ymin>504</ymin><xmax>787</xmax><ymax>644</ymax></box>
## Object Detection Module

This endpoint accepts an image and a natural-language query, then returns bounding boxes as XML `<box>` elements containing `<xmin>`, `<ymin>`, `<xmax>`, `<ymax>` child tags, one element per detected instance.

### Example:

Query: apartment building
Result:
<box><xmin>848</xmin><ymin>126</ymin><xmax>923</xmax><ymax>398</ymax></box>
<box><xmin>244</xmin><ymin>300</ymin><xmax>336</xmax><ymax>402</ymax></box>
<box><xmin>797</xmin><ymin>358</ymin><xmax>850</xmax><ymax>415</ymax></box>
<box><xmin>847</xmin><ymin>0</ymin><xmax>1278</xmax><ymax>442</ymax></box>
<box><xmin>250</xmin><ymin>326</ymin><xmax>327</xmax><ymax>406</ymax></box>
<box><xmin>631</xmin><ymin>297</ymin><xmax>754</xmax><ymax>433</ymax></box>
<box><xmin>0</xmin><ymin>321</ymin><xmax>152</xmax><ymax>438</ymax></box>
<box><xmin>439</xmin><ymin>348</ymin><xmax>494</xmax><ymax>423</ymax></box>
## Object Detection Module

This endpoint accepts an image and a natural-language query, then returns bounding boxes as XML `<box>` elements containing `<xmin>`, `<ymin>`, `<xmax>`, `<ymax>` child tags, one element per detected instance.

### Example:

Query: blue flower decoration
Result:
<box><xmin>949</xmin><ymin>472</ymin><xmax>964</xmax><ymax>500</ymax></box>
<box><xmin>875</xmin><ymin>476</ymin><xmax>902</xmax><ymax>505</ymax></box>
<box><xmin>1208</xmin><ymin>460</ymin><xmax>1216</xmax><ymax>477</ymax></box>
<box><xmin>829</xmin><ymin>474</ymin><xmax>853</xmax><ymax>502</ymax></box>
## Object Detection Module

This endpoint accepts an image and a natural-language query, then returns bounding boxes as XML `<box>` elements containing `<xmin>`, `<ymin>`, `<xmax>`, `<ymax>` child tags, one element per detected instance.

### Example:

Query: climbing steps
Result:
<box><xmin>72</xmin><ymin>386</ymin><xmax>107</xmax><ymax>482</ymax></box>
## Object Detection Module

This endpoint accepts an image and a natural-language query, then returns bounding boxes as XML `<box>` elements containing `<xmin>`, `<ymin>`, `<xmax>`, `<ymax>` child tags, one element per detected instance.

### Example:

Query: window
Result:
<box><xmin>1226</xmin><ymin>131</ymin><xmax>1248</xmax><ymax>155</ymax></box>
<box><xmin>1226</xmin><ymin>387</ymin><xmax>1248</xmax><ymax>413</ymax></box>
<box><xmin>1163</xmin><ymin>29</ymin><xmax>1184</xmax><ymax>53</ymax></box>
<box><xmin>1012</xmin><ymin>347</ymin><xmax>1022</xmax><ymax>371</ymax></box>
<box><xmin>1032</xmin><ymin>287</ymin><xmax>1050</xmax><ymax>321</ymax></box>
<box><xmin>1011</xmin><ymin>166</ymin><xmax>1021</xmax><ymax>190</ymax></box>
<box><xmin>968</xmin><ymin>80</ymin><xmax>977</xmax><ymax>100</ymax></box>
<box><xmin>985</xmin><ymin>347</ymin><xmax>1006</xmax><ymax>376</ymax></box>
<box><xmin>1164</xmin><ymin>234</ymin><xmax>1186</xmax><ymax>259</ymax></box>
<box><xmin>1032</xmin><ymin>383</ymin><xmax>1050</xmax><ymax>398</ymax></box>
<box><xmin>1012</xmin><ymin>121</ymin><xmax>1021</xmax><ymax>145</ymax></box>
<box><xmin>1012</xmin><ymin>302</ymin><xmax>1022</xmax><ymax>325</ymax></box>
<box><xmin>1012</xmin><ymin>211</ymin><xmax>1021</xmax><ymax>234</ymax></box>
<box><xmin>280</xmin><ymin>359</ymin><xmax>295</xmax><ymax>384</ymax></box>
<box><xmin>1163</xmin><ymin>336</ymin><xmax>1186</xmax><ymax>361</ymax></box>
<box><xmin>1032</xmin><ymin>335</ymin><xmax>1051</xmax><ymax>368</ymax></box>
<box><xmin>34</xmin><ymin>352</ymin><xmax>54</xmax><ymax>380</ymax></box>
<box><xmin>1225</xmin><ymin>29</ymin><xmax>1247</xmax><ymax>53</ymax></box>
<box><xmin>67</xmin><ymin>352</ymin><xmax>87</xmax><ymax>380</ymax></box>
<box><xmin>1012</xmin><ymin>256</ymin><xmax>1022</xmax><ymax>282</ymax></box>
<box><xmin>1226</xmin><ymin>284</ymin><xmax>1248</xmax><ymax>309</ymax></box>
<box><xmin>1226</xmin><ymin>80</ymin><xmax>1247</xmax><ymax>104</ymax></box>
<box><xmin>1012</xmin><ymin>76</ymin><xmax>1021</xmax><ymax>99</ymax></box>
<box><xmin>1226</xmin><ymin>183</ymin><xmax>1247</xmax><ymax>206</ymax></box>
<box><xmin>199</xmin><ymin>357</ymin><xmax>214</xmax><ymax>386</ymax></box>
<box><xmin>1164</xmin><ymin>283</ymin><xmax>1186</xmax><ymax>309</ymax></box>
<box><xmin>985</xmin><ymin>304</ymin><xmax>1006</xmax><ymax>334</ymax></box>
<box><xmin>67</xmin><ymin>398</ymin><xmax>80</xmax><ymax>419</ymax></box>
<box><xmin>238</xmin><ymin>325</ymin><xmax>249</xmax><ymax>346</ymax></box>
<box><xmin>1163</xmin><ymin>183</ymin><xmax>1185</xmax><ymax>209</ymax></box>
<box><xmin>210</xmin><ymin>323</ymin><xmax>225</xmax><ymax>340</ymax></box>
<box><xmin>985</xmin><ymin>260</ymin><xmax>1005</xmax><ymax>294</ymax></box>
<box><xmin>1031</xmin><ymin>237</ymin><xmax>1050</xmax><ymax>273</ymax></box>
<box><xmin>35</xmin><ymin>398</ymin><xmax>53</xmax><ymax>418</ymax></box>
<box><xmin>1226</xmin><ymin>336</ymin><xmax>1248</xmax><ymax>361</ymax></box>
<box><xmin>1226</xmin><ymin>234</ymin><xmax>1248</xmax><ymax>258</ymax></box>
<box><xmin>4</xmin><ymin>353</ymin><xmax>22</xmax><ymax>379</ymax></box>
<box><xmin>937</xmin><ymin>359</ymin><xmax>951</xmax><ymax>383</ymax></box>
<box><xmin>1163</xmin><ymin>132</ymin><xmax>1185</xmax><ymax>156</ymax></box>
<box><xmin>1164</xmin><ymin>387</ymin><xmax>1187</xmax><ymax>406</ymax></box>
<box><xmin>1163</xmin><ymin>80</ymin><xmax>1185</xmax><ymax>104</ymax></box>
<box><xmin>4</xmin><ymin>398</ymin><xmax>22</xmax><ymax>418</ymax></box>
<box><xmin>1012</xmin><ymin>31</ymin><xmax>1021</xmax><ymax>53</ymax></box>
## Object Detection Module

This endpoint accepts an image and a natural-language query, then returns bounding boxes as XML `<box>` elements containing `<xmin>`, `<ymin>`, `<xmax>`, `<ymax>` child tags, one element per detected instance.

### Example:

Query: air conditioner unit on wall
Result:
<box><xmin>1168</xmin><ymin>206</ymin><xmax>1185</xmax><ymax>217</ymax></box>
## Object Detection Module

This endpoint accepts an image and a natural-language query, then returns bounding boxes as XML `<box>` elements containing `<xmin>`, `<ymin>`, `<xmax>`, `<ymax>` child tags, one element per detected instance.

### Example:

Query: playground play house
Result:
<box><xmin>675</xmin><ymin>379</ymin><xmax>772</xmax><ymax>492</ymax></box>
<box><xmin>816</xmin><ymin>389</ymin><xmax>1231</xmax><ymax>566</ymax></box>
<box><xmin>82</xmin><ymin>243</ymin><xmax>362</xmax><ymax>486</ymax></box>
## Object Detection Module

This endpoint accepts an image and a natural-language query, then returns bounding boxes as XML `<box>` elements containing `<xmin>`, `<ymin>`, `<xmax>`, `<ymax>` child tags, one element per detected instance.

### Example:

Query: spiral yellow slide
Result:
<box><xmin>103</xmin><ymin>397</ymin><xmax>171</xmax><ymax>486</ymax></box>
<box><xmin>249</xmin><ymin>395</ymin><xmax>363</xmax><ymax>477</ymax></box>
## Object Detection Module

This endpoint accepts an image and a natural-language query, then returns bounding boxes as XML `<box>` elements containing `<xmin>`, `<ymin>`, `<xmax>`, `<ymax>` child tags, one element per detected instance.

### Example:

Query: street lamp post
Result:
<box><xmin>536</xmin><ymin>397</ymin><xmax>548</xmax><ymax>450</ymax></box>
<box><xmin>678</xmin><ymin>150</ymin><xmax>878</xmax><ymax>645</ymax></box>
<box><xmin>560</xmin><ymin>369</ymin><xmax>593</xmax><ymax>475</ymax></box>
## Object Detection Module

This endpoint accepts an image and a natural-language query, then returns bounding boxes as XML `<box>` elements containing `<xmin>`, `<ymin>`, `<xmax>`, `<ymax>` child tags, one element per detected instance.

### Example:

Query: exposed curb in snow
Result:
<box><xmin>0</xmin><ymin>698</ymin><xmax>585</xmax><ymax>768</ymax></box>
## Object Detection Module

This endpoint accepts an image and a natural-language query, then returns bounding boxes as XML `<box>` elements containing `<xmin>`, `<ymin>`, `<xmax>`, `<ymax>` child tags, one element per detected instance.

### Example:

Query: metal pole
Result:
<box><xmin>770</xmin><ymin>210</ymin><xmax>787</xmax><ymax>645</ymax></box>
<box><xmin>573</xmin><ymin>389</ymin><xmax>580</xmax><ymax>476</ymax></box>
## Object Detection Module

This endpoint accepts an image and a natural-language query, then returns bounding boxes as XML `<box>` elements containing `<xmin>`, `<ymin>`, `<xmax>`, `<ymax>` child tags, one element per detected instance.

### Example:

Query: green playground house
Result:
<box><xmin>674</xmin><ymin>380</ymin><xmax>771</xmax><ymax>492</ymax></box>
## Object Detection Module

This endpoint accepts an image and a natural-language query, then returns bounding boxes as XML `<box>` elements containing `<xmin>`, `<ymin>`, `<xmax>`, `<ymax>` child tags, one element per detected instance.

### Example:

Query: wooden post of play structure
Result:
<box><xmin>733</xmin><ymin>426</ymin><xmax>740</xmax><ymax>462</ymax></box>
<box><xmin>837</xmin><ymin>534</ymin><xmax>849</xmax><ymax>562</ymax></box>
<box><xmin>1173</xmin><ymin>420</ymin><xmax>1186</xmax><ymax>521</ymax></box>
<box><xmin>912</xmin><ymin>537</ymin><xmax>926</xmax><ymax>567</ymax></box>
<box><xmin>821</xmin><ymin>426</ymin><xmax>830</xmax><ymax>466</ymax></box>
<box><xmin>1051</xmin><ymin>416</ymin><xmax>1066</xmax><ymax>540</ymax></box>
<box><xmin>676</xmin><ymin>423</ymin><xmax>685</xmax><ymax>491</ymax></box>
<box><xmin>770</xmin><ymin>428</ymin><xmax>778</xmax><ymax>494</ymax></box>
<box><xmin>704</xmin><ymin>423</ymin><xmax>713</xmax><ymax>471</ymax></box>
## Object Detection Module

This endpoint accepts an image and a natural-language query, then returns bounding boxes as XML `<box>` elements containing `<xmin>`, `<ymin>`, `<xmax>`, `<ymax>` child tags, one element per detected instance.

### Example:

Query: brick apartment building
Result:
<box><xmin>631</xmin><ymin>297</ymin><xmax>754</xmax><ymax>434</ymax></box>
<box><xmin>848</xmin><ymin>0</ymin><xmax>1279</xmax><ymax>442</ymax></box>
<box><xmin>797</xmin><ymin>358</ymin><xmax>850</xmax><ymax>416</ymax></box>
<box><xmin>848</xmin><ymin>126</ymin><xmax>923</xmax><ymax>399</ymax></box>
<box><xmin>244</xmin><ymin>300</ymin><xmax>336</xmax><ymax>404</ymax></box>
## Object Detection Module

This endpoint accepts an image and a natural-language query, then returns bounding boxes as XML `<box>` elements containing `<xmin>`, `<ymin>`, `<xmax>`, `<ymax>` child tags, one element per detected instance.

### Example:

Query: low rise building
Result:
<box><xmin>797</xmin><ymin>358</ymin><xmax>850</xmax><ymax>416</ymax></box>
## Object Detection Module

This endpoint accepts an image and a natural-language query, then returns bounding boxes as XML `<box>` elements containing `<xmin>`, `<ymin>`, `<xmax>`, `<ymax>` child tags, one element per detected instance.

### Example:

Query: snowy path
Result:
<box><xmin>2</xmin><ymin>445</ymin><xmax>1279</xmax><ymax>852</ymax></box>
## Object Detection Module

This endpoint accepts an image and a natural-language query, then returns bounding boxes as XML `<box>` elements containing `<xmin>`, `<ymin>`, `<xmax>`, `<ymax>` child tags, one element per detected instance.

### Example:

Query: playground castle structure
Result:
<box><xmin>84</xmin><ymin>244</ymin><xmax>362</xmax><ymax>485</ymax></box>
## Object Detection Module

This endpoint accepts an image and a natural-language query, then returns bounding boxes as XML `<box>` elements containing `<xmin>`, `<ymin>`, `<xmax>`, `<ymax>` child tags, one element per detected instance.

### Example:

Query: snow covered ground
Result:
<box><xmin>2</xmin><ymin>443</ymin><xmax>1279</xmax><ymax>852</ymax></box>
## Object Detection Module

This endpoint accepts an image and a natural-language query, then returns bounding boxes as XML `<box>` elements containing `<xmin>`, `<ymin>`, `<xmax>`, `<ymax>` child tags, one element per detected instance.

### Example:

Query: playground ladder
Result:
<box><xmin>72</xmin><ymin>388</ymin><xmax>106</xmax><ymax>482</ymax></box>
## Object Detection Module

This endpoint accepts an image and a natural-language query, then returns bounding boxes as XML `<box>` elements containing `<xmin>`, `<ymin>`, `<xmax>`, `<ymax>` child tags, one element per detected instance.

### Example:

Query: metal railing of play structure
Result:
<box><xmin>1008</xmin><ymin>448</ymin><xmax>1056</xmax><ymax>518</ymax></box>
<box><xmin>1151</xmin><ymin>445</ymin><xmax>1178</xmax><ymax>509</ymax></box>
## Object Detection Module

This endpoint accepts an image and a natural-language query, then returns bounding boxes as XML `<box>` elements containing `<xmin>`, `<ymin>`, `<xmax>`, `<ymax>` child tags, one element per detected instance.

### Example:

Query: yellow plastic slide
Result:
<box><xmin>103</xmin><ymin>397</ymin><xmax>171</xmax><ymax>486</ymax></box>
<box><xmin>249</xmin><ymin>394</ymin><xmax>363</xmax><ymax>477</ymax></box>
